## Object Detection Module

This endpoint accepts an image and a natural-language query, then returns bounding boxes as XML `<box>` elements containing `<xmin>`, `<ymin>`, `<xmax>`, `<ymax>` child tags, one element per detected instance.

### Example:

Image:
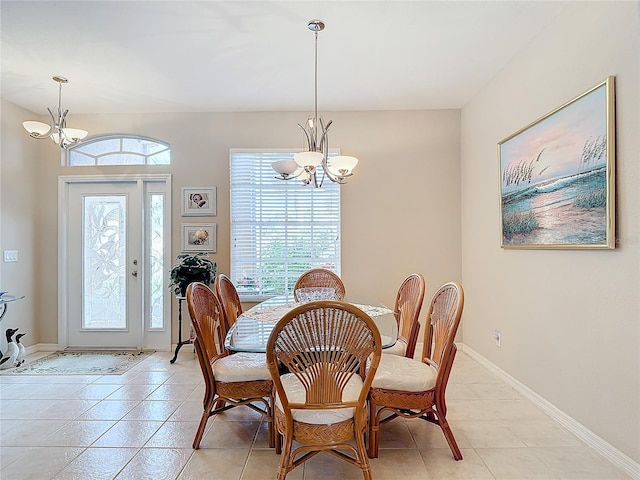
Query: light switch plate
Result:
<box><xmin>3</xmin><ymin>250</ymin><xmax>18</xmax><ymax>262</ymax></box>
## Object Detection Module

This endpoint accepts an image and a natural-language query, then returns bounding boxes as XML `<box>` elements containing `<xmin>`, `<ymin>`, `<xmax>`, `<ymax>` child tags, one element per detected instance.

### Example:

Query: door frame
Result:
<box><xmin>58</xmin><ymin>174</ymin><xmax>172</xmax><ymax>350</ymax></box>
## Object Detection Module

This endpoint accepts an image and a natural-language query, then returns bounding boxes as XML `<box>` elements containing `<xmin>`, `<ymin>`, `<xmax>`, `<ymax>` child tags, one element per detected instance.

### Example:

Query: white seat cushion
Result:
<box><xmin>275</xmin><ymin>372</ymin><xmax>363</xmax><ymax>424</ymax></box>
<box><xmin>213</xmin><ymin>352</ymin><xmax>271</xmax><ymax>382</ymax></box>
<box><xmin>371</xmin><ymin>354</ymin><xmax>437</xmax><ymax>392</ymax></box>
<box><xmin>382</xmin><ymin>339</ymin><xmax>407</xmax><ymax>356</ymax></box>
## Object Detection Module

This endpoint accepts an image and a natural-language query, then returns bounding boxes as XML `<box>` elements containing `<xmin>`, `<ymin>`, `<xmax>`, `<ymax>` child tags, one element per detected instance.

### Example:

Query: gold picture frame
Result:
<box><xmin>498</xmin><ymin>76</ymin><xmax>615</xmax><ymax>249</ymax></box>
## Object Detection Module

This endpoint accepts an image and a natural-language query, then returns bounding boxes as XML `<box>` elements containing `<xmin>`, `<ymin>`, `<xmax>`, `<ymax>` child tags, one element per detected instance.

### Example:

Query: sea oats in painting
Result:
<box><xmin>498</xmin><ymin>77</ymin><xmax>615</xmax><ymax>249</ymax></box>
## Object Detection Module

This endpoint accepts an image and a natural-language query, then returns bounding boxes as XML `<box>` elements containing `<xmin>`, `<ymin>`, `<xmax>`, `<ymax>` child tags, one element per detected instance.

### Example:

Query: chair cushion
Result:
<box><xmin>213</xmin><ymin>352</ymin><xmax>271</xmax><ymax>382</ymax></box>
<box><xmin>275</xmin><ymin>372</ymin><xmax>363</xmax><ymax>424</ymax></box>
<box><xmin>371</xmin><ymin>354</ymin><xmax>437</xmax><ymax>392</ymax></box>
<box><xmin>382</xmin><ymin>339</ymin><xmax>407</xmax><ymax>356</ymax></box>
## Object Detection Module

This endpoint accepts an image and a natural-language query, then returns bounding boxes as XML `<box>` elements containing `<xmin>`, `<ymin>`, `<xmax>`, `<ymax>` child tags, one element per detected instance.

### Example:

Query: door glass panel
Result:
<box><xmin>149</xmin><ymin>193</ymin><xmax>164</xmax><ymax>329</ymax></box>
<box><xmin>83</xmin><ymin>195</ymin><xmax>127</xmax><ymax>329</ymax></box>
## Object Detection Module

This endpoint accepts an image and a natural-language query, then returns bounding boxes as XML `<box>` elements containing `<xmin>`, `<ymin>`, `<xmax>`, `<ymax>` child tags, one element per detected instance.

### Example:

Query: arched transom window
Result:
<box><xmin>67</xmin><ymin>134</ymin><xmax>170</xmax><ymax>166</ymax></box>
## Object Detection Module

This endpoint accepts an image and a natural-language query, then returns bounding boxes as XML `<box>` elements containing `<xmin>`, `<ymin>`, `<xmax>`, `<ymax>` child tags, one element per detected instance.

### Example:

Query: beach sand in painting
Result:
<box><xmin>505</xmin><ymin>202</ymin><xmax>606</xmax><ymax>246</ymax></box>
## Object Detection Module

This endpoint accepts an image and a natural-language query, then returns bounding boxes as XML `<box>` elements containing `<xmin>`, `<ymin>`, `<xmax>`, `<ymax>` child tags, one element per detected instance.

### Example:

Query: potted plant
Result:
<box><xmin>168</xmin><ymin>253</ymin><xmax>217</xmax><ymax>296</ymax></box>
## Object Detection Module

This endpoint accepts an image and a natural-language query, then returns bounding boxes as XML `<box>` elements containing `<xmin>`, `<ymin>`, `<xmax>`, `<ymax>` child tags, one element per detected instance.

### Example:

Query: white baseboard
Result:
<box><xmin>27</xmin><ymin>344</ymin><xmax>59</xmax><ymax>355</ymax></box>
<box><xmin>461</xmin><ymin>344</ymin><xmax>640</xmax><ymax>480</ymax></box>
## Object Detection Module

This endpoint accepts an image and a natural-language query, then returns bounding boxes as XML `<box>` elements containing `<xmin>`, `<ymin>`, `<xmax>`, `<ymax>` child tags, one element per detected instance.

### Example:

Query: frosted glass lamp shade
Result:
<box><xmin>62</xmin><ymin>128</ymin><xmax>89</xmax><ymax>140</ymax></box>
<box><xmin>272</xmin><ymin>159</ymin><xmax>299</xmax><ymax>175</ymax></box>
<box><xmin>23</xmin><ymin>121</ymin><xmax>51</xmax><ymax>136</ymax></box>
<box><xmin>330</xmin><ymin>155</ymin><xmax>359</xmax><ymax>175</ymax></box>
<box><xmin>294</xmin><ymin>151</ymin><xmax>323</xmax><ymax>168</ymax></box>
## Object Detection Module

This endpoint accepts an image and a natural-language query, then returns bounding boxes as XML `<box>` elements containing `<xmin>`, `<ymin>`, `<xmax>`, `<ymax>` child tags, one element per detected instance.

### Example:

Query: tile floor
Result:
<box><xmin>0</xmin><ymin>349</ymin><xmax>632</xmax><ymax>480</ymax></box>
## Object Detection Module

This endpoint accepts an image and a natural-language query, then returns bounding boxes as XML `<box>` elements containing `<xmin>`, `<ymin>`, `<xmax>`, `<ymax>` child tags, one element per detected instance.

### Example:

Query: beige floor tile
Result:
<box><xmin>169</xmin><ymin>399</ymin><xmax>207</xmax><ymax>422</ymax></box>
<box><xmin>23</xmin><ymin>382</ymin><xmax>85</xmax><ymax>400</ymax></box>
<box><xmin>408</xmin><ymin>418</ymin><xmax>472</xmax><ymax>450</ymax></box>
<box><xmin>476</xmin><ymin>447</ymin><xmax>559</xmax><ymax>479</ymax></box>
<box><xmin>0</xmin><ymin>445</ymin><xmax>85</xmax><ymax>480</ymax></box>
<box><xmin>52</xmin><ymin>446</ymin><xmax>139</xmax><ymax>479</ymax></box>
<box><xmin>369</xmin><ymin>448</ymin><xmax>431</xmax><ymax>479</ymax></box>
<box><xmin>376</xmin><ymin>418</ymin><xmax>418</xmax><ymax>449</ymax></box>
<box><xmin>446</xmin><ymin>383</ymin><xmax>482</xmax><ymax>400</ymax></box>
<box><xmin>447</xmin><ymin>399</ymin><xmax>500</xmax><ymax>421</ymax></box>
<box><xmin>486</xmin><ymin>399</ymin><xmax>549</xmax><ymax>421</ymax></box>
<box><xmin>40</xmin><ymin>420</ymin><xmax>116</xmax><ymax>446</ymax></box>
<box><xmin>178</xmin><ymin>448</ymin><xmax>248</xmax><ymax>480</ymax></box>
<box><xmin>105</xmin><ymin>383</ymin><xmax>160</xmax><ymax>400</ymax></box>
<box><xmin>69</xmin><ymin>383</ymin><xmax>123</xmax><ymax>400</ymax></box>
<box><xmin>456</xmin><ymin>420</ymin><xmax>526</xmax><ymax>448</ymax></box>
<box><xmin>506</xmin><ymin>419</ymin><xmax>583</xmax><ymax>447</ymax></box>
<box><xmin>34</xmin><ymin>398</ymin><xmax>100</xmax><ymax>420</ymax></box>
<box><xmin>242</xmin><ymin>448</ymin><xmax>303</xmax><ymax>480</ymax></box>
<box><xmin>76</xmin><ymin>399</ymin><xmax>141</xmax><ymax>420</ymax></box>
<box><xmin>303</xmin><ymin>449</ymin><xmax>371</xmax><ymax>480</ymax></box>
<box><xmin>146</xmin><ymin>420</ymin><xmax>202</xmax><ymax>448</ymax></box>
<box><xmin>0</xmin><ymin>398</ymin><xmax>61</xmax><ymax>418</ymax></box>
<box><xmin>466</xmin><ymin>383</ymin><xmax>522</xmax><ymax>400</ymax></box>
<box><xmin>146</xmin><ymin>383</ymin><xmax>198</xmax><ymax>402</ymax></box>
<box><xmin>122</xmin><ymin>399</ymin><xmax>183</xmax><ymax>421</ymax></box>
<box><xmin>92</xmin><ymin>419</ymin><xmax>164</xmax><ymax>447</ymax></box>
<box><xmin>115</xmin><ymin>447</ymin><xmax>193</xmax><ymax>480</ymax></box>
<box><xmin>0</xmin><ymin>419</ymin><xmax>70</xmax><ymax>446</ymax></box>
<box><xmin>421</xmin><ymin>447</ymin><xmax>495</xmax><ymax>479</ymax></box>
<box><xmin>199</xmin><ymin>420</ymin><xmax>261</xmax><ymax>448</ymax></box>
<box><xmin>534</xmin><ymin>446</ymin><xmax>634</xmax><ymax>479</ymax></box>
<box><xmin>0</xmin><ymin>446</ymin><xmax>27</xmax><ymax>469</ymax></box>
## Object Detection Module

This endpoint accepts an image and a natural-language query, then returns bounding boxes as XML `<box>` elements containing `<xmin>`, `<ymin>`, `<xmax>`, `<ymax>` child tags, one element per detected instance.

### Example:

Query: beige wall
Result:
<box><xmin>460</xmin><ymin>1</ymin><xmax>639</xmax><ymax>462</ymax></box>
<box><xmin>0</xmin><ymin>100</ymin><xmax>39</xmax><ymax>349</ymax></box>
<box><xmin>1</xmin><ymin>107</ymin><xmax>461</xmax><ymax>350</ymax></box>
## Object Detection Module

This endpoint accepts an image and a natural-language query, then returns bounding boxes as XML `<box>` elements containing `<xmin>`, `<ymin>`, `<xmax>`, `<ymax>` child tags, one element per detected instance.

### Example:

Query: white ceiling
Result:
<box><xmin>1</xmin><ymin>1</ymin><xmax>568</xmax><ymax>115</ymax></box>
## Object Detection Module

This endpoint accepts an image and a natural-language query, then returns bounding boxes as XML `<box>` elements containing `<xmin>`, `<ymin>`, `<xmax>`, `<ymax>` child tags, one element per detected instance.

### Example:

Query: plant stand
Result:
<box><xmin>169</xmin><ymin>296</ymin><xmax>195</xmax><ymax>364</ymax></box>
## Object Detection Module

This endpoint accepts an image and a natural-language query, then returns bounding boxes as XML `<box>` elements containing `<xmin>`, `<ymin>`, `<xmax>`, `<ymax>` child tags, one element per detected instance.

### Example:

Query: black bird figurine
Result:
<box><xmin>14</xmin><ymin>332</ymin><xmax>26</xmax><ymax>367</ymax></box>
<box><xmin>0</xmin><ymin>327</ymin><xmax>19</xmax><ymax>369</ymax></box>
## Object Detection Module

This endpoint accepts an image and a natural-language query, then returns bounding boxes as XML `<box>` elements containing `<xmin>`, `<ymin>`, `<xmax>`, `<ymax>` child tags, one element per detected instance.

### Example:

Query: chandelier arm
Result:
<box><xmin>297</xmin><ymin>123</ymin><xmax>313</xmax><ymax>151</ymax></box>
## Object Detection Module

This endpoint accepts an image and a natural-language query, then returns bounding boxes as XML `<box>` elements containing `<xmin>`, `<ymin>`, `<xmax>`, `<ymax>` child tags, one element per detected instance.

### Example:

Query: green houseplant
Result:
<box><xmin>168</xmin><ymin>253</ymin><xmax>217</xmax><ymax>296</ymax></box>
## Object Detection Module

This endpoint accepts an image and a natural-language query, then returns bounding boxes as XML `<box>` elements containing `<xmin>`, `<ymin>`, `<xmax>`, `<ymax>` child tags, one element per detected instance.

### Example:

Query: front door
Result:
<box><xmin>62</xmin><ymin>176</ymin><xmax>171</xmax><ymax>350</ymax></box>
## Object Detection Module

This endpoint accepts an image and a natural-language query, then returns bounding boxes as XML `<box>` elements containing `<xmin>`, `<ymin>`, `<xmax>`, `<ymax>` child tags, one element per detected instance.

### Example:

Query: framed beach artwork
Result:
<box><xmin>498</xmin><ymin>76</ymin><xmax>615</xmax><ymax>249</ymax></box>
<box><xmin>182</xmin><ymin>223</ymin><xmax>217</xmax><ymax>252</ymax></box>
<box><xmin>182</xmin><ymin>187</ymin><xmax>216</xmax><ymax>216</ymax></box>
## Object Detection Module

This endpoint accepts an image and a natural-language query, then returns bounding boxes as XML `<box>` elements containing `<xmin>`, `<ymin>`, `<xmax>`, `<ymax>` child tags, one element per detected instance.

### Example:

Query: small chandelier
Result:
<box><xmin>22</xmin><ymin>76</ymin><xmax>88</xmax><ymax>149</ymax></box>
<box><xmin>272</xmin><ymin>20</ymin><xmax>358</xmax><ymax>188</ymax></box>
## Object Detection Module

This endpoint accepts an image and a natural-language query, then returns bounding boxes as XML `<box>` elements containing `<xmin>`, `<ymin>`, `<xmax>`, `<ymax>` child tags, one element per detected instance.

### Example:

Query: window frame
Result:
<box><xmin>230</xmin><ymin>148</ymin><xmax>342</xmax><ymax>302</ymax></box>
<box><xmin>66</xmin><ymin>134</ymin><xmax>170</xmax><ymax>166</ymax></box>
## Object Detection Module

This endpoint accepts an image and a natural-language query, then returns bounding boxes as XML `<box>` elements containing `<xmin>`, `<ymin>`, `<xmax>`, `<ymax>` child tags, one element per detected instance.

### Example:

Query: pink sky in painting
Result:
<box><xmin>500</xmin><ymin>82</ymin><xmax>607</xmax><ymax>190</ymax></box>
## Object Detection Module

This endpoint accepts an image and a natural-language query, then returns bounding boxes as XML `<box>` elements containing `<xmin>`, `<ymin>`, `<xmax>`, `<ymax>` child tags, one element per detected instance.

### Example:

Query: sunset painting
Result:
<box><xmin>499</xmin><ymin>77</ymin><xmax>615</xmax><ymax>249</ymax></box>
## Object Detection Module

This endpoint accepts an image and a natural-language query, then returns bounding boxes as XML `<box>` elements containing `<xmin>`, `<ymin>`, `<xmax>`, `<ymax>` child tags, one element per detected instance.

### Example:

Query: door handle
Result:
<box><xmin>131</xmin><ymin>270</ymin><xmax>138</xmax><ymax>277</ymax></box>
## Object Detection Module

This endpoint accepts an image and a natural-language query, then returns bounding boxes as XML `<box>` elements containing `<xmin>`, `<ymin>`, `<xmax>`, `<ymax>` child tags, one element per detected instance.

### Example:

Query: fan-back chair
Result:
<box><xmin>186</xmin><ymin>282</ymin><xmax>273</xmax><ymax>449</ymax></box>
<box><xmin>367</xmin><ymin>281</ymin><xmax>464</xmax><ymax>460</ymax></box>
<box><xmin>266</xmin><ymin>300</ymin><xmax>382</xmax><ymax>480</ymax></box>
<box><xmin>293</xmin><ymin>268</ymin><xmax>346</xmax><ymax>301</ymax></box>
<box><xmin>382</xmin><ymin>273</ymin><xmax>425</xmax><ymax>359</ymax></box>
<box><xmin>215</xmin><ymin>273</ymin><xmax>243</xmax><ymax>331</ymax></box>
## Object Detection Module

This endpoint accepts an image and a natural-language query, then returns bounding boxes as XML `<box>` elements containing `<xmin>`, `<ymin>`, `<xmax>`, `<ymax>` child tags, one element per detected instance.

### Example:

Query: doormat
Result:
<box><xmin>4</xmin><ymin>350</ymin><xmax>154</xmax><ymax>375</ymax></box>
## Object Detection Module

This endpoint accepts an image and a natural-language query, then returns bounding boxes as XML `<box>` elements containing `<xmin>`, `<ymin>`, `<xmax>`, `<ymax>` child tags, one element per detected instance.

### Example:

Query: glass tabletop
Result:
<box><xmin>225</xmin><ymin>296</ymin><xmax>398</xmax><ymax>353</ymax></box>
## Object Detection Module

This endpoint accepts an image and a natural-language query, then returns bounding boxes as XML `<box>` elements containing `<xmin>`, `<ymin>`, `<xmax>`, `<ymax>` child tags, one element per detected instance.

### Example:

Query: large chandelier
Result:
<box><xmin>272</xmin><ymin>20</ymin><xmax>358</xmax><ymax>188</ymax></box>
<box><xmin>22</xmin><ymin>76</ymin><xmax>88</xmax><ymax>149</ymax></box>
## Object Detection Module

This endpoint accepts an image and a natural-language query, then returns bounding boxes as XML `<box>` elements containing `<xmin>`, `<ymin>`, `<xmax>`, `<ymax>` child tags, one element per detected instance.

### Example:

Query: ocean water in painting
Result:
<box><xmin>502</xmin><ymin>166</ymin><xmax>607</xmax><ymax>245</ymax></box>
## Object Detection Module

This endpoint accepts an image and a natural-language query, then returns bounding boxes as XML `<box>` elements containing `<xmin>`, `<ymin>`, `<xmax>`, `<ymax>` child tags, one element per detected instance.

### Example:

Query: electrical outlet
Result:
<box><xmin>3</xmin><ymin>250</ymin><xmax>18</xmax><ymax>262</ymax></box>
<box><xmin>494</xmin><ymin>329</ymin><xmax>501</xmax><ymax>347</ymax></box>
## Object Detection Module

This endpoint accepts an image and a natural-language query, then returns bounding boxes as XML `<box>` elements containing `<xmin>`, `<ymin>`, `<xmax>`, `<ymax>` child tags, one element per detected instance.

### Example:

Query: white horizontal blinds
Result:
<box><xmin>230</xmin><ymin>150</ymin><xmax>341</xmax><ymax>298</ymax></box>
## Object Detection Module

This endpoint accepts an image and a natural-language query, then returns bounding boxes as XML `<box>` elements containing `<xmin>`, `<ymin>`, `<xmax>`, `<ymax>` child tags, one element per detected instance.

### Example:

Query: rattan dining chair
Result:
<box><xmin>382</xmin><ymin>273</ymin><xmax>426</xmax><ymax>359</ymax></box>
<box><xmin>266</xmin><ymin>300</ymin><xmax>382</xmax><ymax>480</ymax></box>
<box><xmin>293</xmin><ymin>268</ymin><xmax>346</xmax><ymax>301</ymax></box>
<box><xmin>367</xmin><ymin>281</ymin><xmax>464</xmax><ymax>460</ymax></box>
<box><xmin>186</xmin><ymin>282</ymin><xmax>274</xmax><ymax>449</ymax></box>
<box><xmin>215</xmin><ymin>273</ymin><xmax>243</xmax><ymax>331</ymax></box>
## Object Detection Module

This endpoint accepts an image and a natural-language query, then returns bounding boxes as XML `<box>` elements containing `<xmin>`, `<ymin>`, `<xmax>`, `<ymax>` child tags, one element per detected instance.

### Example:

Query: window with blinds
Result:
<box><xmin>230</xmin><ymin>149</ymin><xmax>341</xmax><ymax>301</ymax></box>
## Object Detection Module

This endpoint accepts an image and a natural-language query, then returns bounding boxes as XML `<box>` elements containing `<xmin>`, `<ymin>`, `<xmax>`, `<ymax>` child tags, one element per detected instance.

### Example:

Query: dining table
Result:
<box><xmin>225</xmin><ymin>294</ymin><xmax>398</xmax><ymax>353</ymax></box>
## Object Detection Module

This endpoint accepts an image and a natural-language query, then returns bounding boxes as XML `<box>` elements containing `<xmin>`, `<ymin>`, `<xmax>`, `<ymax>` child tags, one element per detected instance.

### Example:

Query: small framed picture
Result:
<box><xmin>182</xmin><ymin>223</ymin><xmax>216</xmax><ymax>252</ymax></box>
<box><xmin>182</xmin><ymin>187</ymin><xmax>216</xmax><ymax>216</ymax></box>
